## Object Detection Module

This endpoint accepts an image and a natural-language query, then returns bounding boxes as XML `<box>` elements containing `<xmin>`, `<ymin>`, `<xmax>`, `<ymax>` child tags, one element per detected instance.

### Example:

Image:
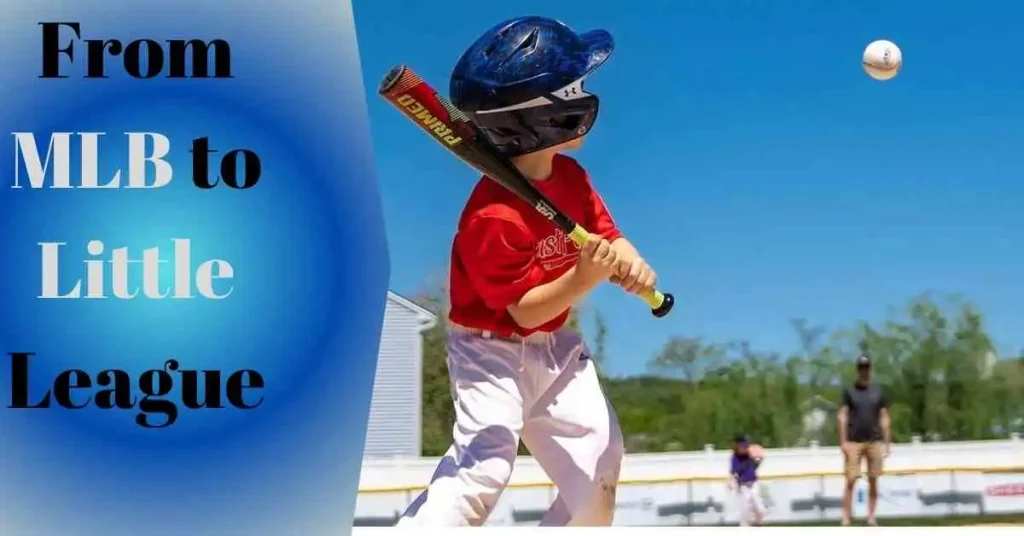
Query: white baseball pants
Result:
<box><xmin>397</xmin><ymin>326</ymin><xmax>624</xmax><ymax>527</ymax></box>
<box><xmin>737</xmin><ymin>482</ymin><xmax>766</xmax><ymax>526</ymax></box>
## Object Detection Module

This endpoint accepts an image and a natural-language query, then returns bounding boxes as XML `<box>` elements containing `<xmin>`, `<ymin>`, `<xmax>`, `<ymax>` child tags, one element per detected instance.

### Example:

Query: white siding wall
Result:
<box><xmin>363</xmin><ymin>295</ymin><xmax>428</xmax><ymax>458</ymax></box>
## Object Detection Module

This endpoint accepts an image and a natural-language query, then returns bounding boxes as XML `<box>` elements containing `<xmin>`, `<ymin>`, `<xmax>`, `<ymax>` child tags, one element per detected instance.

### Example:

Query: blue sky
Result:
<box><xmin>354</xmin><ymin>1</ymin><xmax>1022</xmax><ymax>376</ymax></box>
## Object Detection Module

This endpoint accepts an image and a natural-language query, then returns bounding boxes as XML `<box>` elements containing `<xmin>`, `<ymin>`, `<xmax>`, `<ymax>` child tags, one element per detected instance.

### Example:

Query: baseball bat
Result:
<box><xmin>378</xmin><ymin>64</ymin><xmax>674</xmax><ymax>318</ymax></box>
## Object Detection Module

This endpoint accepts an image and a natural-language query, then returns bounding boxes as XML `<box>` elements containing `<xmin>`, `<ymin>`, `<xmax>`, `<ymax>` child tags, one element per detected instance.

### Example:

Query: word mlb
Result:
<box><xmin>12</xmin><ymin>134</ymin><xmax>259</xmax><ymax>190</ymax></box>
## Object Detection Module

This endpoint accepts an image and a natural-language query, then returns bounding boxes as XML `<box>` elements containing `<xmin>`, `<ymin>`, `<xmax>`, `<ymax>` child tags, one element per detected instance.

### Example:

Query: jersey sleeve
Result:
<box><xmin>841</xmin><ymin>387</ymin><xmax>853</xmax><ymax>409</ymax></box>
<box><xmin>879</xmin><ymin>387</ymin><xmax>890</xmax><ymax>409</ymax></box>
<box><xmin>455</xmin><ymin>210</ymin><xmax>545</xmax><ymax>311</ymax></box>
<box><xmin>581</xmin><ymin>171</ymin><xmax>623</xmax><ymax>242</ymax></box>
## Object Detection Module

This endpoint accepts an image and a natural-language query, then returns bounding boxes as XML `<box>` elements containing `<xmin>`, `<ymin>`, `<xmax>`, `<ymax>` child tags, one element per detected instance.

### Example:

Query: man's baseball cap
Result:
<box><xmin>734</xmin><ymin>433</ymin><xmax>750</xmax><ymax>446</ymax></box>
<box><xmin>856</xmin><ymin>355</ymin><xmax>872</xmax><ymax>367</ymax></box>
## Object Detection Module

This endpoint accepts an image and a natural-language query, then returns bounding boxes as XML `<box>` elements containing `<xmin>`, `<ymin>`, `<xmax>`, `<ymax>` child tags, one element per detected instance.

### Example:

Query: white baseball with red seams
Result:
<box><xmin>863</xmin><ymin>39</ymin><xmax>902</xmax><ymax>81</ymax></box>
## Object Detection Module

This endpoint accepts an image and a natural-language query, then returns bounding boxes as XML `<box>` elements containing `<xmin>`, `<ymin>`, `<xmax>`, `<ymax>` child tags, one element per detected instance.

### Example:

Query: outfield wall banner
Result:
<box><xmin>355</xmin><ymin>468</ymin><xmax>1024</xmax><ymax>526</ymax></box>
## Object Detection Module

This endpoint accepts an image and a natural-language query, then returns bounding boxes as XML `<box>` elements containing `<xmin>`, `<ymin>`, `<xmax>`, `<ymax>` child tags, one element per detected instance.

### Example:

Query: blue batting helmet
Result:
<box><xmin>449</xmin><ymin>16</ymin><xmax>614</xmax><ymax>156</ymax></box>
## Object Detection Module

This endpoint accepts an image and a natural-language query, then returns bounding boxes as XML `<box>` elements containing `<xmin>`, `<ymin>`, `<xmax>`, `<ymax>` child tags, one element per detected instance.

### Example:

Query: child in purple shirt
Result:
<box><xmin>730</xmin><ymin>434</ymin><xmax>766</xmax><ymax>526</ymax></box>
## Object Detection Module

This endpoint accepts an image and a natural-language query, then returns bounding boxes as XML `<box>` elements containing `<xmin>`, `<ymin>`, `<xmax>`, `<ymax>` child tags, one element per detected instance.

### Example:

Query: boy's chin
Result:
<box><xmin>557</xmin><ymin>137</ymin><xmax>584</xmax><ymax>151</ymax></box>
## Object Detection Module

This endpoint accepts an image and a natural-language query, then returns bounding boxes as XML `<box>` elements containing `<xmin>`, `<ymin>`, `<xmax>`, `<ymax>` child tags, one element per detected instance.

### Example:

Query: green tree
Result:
<box><xmin>647</xmin><ymin>336</ymin><xmax>725</xmax><ymax>382</ymax></box>
<box><xmin>593</xmin><ymin>310</ymin><xmax>609</xmax><ymax>369</ymax></box>
<box><xmin>413</xmin><ymin>282</ymin><xmax>454</xmax><ymax>456</ymax></box>
<box><xmin>415</xmin><ymin>285</ymin><xmax>1016</xmax><ymax>455</ymax></box>
<box><xmin>567</xmin><ymin>306</ymin><xmax>582</xmax><ymax>333</ymax></box>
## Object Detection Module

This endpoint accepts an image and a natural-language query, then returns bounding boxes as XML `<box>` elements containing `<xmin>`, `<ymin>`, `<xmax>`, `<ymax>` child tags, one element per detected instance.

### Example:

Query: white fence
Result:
<box><xmin>356</xmin><ymin>437</ymin><xmax>1024</xmax><ymax>526</ymax></box>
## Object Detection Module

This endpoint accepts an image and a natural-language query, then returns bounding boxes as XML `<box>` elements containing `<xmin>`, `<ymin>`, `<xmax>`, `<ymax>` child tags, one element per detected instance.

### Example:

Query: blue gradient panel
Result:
<box><xmin>0</xmin><ymin>2</ymin><xmax>387</xmax><ymax>535</ymax></box>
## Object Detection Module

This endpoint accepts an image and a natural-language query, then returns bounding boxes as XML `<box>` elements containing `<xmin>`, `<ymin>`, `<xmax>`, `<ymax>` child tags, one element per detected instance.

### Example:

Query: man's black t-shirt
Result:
<box><xmin>841</xmin><ymin>382</ymin><xmax>888</xmax><ymax>442</ymax></box>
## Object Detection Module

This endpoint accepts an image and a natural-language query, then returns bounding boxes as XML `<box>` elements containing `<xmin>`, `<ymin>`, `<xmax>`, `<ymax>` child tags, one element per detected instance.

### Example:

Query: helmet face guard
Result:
<box><xmin>469</xmin><ymin>77</ymin><xmax>599</xmax><ymax>156</ymax></box>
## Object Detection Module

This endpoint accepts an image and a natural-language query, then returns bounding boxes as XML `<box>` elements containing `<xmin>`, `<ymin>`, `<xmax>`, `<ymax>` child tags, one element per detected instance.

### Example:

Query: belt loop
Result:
<box><xmin>481</xmin><ymin>330</ymin><xmax>492</xmax><ymax>339</ymax></box>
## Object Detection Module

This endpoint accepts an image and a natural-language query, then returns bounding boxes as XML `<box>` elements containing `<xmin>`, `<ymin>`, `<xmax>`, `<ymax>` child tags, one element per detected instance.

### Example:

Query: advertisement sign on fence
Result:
<box><xmin>356</xmin><ymin>467</ymin><xmax>1024</xmax><ymax>525</ymax></box>
<box><xmin>988</xmin><ymin>484</ymin><xmax>1024</xmax><ymax>497</ymax></box>
<box><xmin>983</xmin><ymin>474</ymin><xmax>1024</xmax><ymax>514</ymax></box>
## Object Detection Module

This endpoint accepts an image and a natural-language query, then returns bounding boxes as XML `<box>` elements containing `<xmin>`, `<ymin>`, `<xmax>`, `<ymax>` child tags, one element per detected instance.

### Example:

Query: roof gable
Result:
<box><xmin>386</xmin><ymin>291</ymin><xmax>437</xmax><ymax>325</ymax></box>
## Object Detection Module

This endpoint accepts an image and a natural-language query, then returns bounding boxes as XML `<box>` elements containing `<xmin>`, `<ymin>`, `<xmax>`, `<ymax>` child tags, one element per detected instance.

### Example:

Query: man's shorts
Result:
<box><xmin>844</xmin><ymin>441</ymin><xmax>884</xmax><ymax>481</ymax></box>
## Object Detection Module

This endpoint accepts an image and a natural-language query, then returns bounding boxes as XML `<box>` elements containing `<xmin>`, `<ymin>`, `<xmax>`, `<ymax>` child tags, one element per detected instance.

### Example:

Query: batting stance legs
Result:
<box><xmin>397</xmin><ymin>326</ymin><xmax>624</xmax><ymax>526</ymax></box>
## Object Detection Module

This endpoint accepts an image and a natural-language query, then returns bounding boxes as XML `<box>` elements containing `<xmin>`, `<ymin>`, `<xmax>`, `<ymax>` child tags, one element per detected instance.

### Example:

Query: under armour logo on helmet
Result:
<box><xmin>563</xmin><ymin>87</ymin><xmax>578</xmax><ymax>98</ymax></box>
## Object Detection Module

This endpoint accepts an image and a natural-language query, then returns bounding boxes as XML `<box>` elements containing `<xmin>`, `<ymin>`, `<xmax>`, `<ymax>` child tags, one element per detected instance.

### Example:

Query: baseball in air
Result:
<box><xmin>862</xmin><ymin>39</ymin><xmax>902</xmax><ymax>81</ymax></box>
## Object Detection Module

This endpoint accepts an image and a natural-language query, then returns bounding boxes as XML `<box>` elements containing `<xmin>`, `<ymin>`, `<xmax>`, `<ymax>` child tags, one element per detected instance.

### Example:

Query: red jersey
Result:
<box><xmin>448</xmin><ymin>154</ymin><xmax>622</xmax><ymax>336</ymax></box>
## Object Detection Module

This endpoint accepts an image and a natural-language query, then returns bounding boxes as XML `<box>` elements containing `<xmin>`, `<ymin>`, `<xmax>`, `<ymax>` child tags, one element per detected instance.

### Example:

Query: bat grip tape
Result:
<box><xmin>566</xmin><ymin>225</ymin><xmax>667</xmax><ymax>310</ymax></box>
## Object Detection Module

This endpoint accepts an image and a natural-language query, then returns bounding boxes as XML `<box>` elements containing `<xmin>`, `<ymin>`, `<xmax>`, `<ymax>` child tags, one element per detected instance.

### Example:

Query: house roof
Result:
<box><xmin>387</xmin><ymin>290</ymin><xmax>437</xmax><ymax>326</ymax></box>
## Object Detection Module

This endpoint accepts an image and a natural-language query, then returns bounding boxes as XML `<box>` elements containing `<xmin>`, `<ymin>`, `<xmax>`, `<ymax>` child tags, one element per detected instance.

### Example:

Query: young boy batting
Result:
<box><xmin>730</xmin><ymin>434</ymin><xmax>767</xmax><ymax>526</ymax></box>
<box><xmin>396</xmin><ymin>16</ymin><xmax>659</xmax><ymax>527</ymax></box>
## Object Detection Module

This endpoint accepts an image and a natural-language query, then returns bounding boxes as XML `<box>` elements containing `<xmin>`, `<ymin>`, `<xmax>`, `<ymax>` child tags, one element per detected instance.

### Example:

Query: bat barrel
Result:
<box><xmin>378</xmin><ymin>64</ymin><xmax>408</xmax><ymax>94</ymax></box>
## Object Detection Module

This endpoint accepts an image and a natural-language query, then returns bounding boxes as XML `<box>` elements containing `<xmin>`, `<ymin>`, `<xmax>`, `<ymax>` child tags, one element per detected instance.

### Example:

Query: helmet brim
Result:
<box><xmin>579</xmin><ymin>29</ymin><xmax>614</xmax><ymax>77</ymax></box>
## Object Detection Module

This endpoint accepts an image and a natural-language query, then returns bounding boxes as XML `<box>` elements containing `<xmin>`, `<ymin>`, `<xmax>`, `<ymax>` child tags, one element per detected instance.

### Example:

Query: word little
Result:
<box><xmin>39</xmin><ymin>239</ymin><xmax>233</xmax><ymax>299</ymax></box>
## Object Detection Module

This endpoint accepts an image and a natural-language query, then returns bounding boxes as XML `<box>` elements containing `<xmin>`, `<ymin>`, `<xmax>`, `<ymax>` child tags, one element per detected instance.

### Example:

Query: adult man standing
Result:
<box><xmin>837</xmin><ymin>354</ymin><xmax>891</xmax><ymax>526</ymax></box>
